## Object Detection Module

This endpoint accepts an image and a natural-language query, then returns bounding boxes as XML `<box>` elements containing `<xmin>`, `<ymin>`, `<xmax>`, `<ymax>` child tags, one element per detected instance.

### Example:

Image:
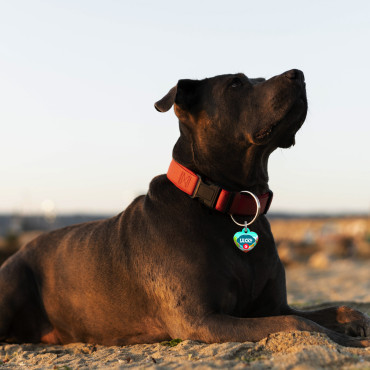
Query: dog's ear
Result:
<box><xmin>154</xmin><ymin>79</ymin><xmax>201</xmax><ymax>113</ymax></box>
<box><xmin>174</xmin><ymin>79</ymin><xmax>201</xmax><ymax>111</ymax></box>
<box><xmin>154</xmin><ymin>86</ymin><xmax>178</xmax><ymax>112</ymax></box>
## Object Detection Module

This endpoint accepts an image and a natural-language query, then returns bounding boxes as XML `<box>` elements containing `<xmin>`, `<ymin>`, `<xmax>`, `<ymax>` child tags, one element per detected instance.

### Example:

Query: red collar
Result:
<box><xmin>167</xmin><ymin>159</ymin><xmax>273</xmax><ymax>216</ymax></box>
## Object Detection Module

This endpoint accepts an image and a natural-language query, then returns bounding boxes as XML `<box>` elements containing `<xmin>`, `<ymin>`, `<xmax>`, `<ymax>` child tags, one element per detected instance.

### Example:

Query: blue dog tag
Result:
<box><xmin>233</xmin><ymin>228</ymin><xmax>259</xmax><ymax>252</ymax></box>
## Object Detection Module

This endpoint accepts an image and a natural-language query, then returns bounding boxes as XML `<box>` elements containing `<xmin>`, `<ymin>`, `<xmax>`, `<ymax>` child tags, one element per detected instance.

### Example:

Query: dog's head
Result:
<box><xmin>155</xmin><ymin>70</ymin><xmax>307</xmax><ymax>190</ymax></box>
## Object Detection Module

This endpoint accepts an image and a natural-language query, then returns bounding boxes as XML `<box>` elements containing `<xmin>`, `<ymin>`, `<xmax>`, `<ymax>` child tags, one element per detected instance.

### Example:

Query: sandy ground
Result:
<box><xmin>0</xmin><ymin>259</ymin><xmax>369</xmax><ymax>369</ymax></box>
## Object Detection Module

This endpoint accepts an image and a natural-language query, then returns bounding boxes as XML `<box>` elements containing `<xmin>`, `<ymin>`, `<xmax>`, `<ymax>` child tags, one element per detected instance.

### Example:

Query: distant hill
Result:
<box><xmin>0</xmin><ymin>214</ymin><xmax>112</xmax><ymax>237</ymax></box>
<box><xmin>0</xmin><ymin>212</ymin><xmax>368</xmax><ymax>237</ymax></box>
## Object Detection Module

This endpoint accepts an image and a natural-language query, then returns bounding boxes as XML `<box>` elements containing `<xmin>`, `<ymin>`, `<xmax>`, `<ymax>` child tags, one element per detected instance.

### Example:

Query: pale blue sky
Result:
<box><xmin>1</xmin><ymin>0</ymin><xmax>369</xmax><ymax>214</ymax></box>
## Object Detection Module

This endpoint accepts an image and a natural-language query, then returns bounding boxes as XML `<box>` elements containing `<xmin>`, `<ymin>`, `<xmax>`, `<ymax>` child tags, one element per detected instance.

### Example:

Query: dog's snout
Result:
<box><xmin>284</xmin><ymin>69</ymin><xmax>305</xmax><ymax>82</ymax></box>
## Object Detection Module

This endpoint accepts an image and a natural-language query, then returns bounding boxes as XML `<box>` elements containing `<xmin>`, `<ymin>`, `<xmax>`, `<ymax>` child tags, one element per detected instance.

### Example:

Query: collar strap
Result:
<box><xmin>167</xmin><ymin>159</ymin><xmax>273</xmax><ymax>216</ymax></box>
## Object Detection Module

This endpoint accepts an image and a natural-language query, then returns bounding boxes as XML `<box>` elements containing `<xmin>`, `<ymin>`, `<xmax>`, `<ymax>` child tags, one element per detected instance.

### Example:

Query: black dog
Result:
<box><xmin>0</xmin><ymin>70</ymin><xmax>369</xmax><ymax>347</ymax></box>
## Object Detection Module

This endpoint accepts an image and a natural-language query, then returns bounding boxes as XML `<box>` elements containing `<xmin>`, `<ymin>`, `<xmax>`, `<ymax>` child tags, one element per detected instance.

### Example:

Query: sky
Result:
<box><xmin>1</xmin><ymin>0</ymin><xmax>369</xmax><ymax>215</ymax></box>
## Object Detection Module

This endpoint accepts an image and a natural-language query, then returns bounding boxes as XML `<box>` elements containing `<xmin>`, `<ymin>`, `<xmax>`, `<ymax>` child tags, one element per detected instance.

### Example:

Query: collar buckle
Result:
<box><xmin>191</xmin><ymin>177</ymin><xmax>221</xmax><ymax>209</ymax></box>
<box><xmin>190</xmin><ymin>175</ymin><xmax>201</xmax><ymax>198</ymax></box>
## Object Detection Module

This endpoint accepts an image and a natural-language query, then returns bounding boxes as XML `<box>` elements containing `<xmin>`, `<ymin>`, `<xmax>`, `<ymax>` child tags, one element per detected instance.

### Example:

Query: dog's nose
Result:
<box><xmin>284</xmin><ymin>69</ymin><xmax>305</xmax><ymax>82</ymax></box>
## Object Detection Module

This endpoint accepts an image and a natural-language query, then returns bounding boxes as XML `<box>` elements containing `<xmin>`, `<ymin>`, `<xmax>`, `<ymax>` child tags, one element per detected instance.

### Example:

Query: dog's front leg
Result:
<box><xmin>167</xmin><ymin>313</ymin><xmax>370</xmax><ymax>347</ymax></box>
<box><xmin>283</xmin><ymin>305</ymin><xmax>370</xmax><ymax>338</ymax></box>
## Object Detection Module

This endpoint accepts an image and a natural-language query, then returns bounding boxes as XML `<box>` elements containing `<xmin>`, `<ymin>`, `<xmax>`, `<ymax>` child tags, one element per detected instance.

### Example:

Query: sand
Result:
<box><xmin>0</xmin><ymin>259</ymin><xmax>369</xmax><ymax>369</ymax></box>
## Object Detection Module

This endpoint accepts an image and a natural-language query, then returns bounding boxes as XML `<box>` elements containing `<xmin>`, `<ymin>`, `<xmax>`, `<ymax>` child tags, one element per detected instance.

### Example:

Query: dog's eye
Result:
<box><xmin>231</xmin><ymin>78</ymin><xmax>242</xmax><ymax>88</ymax></box>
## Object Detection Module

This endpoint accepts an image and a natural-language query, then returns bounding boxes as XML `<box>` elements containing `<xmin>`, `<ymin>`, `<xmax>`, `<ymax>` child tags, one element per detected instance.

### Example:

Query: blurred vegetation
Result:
<box><xmin>0</xmin><ymin>232</ymin><xmax>20</xmax><ymax>265</ymax></box>
<box><xmin>271</xmin><ymin>217</ymin><xmax>370</xmax><ymax>268</ymax></box>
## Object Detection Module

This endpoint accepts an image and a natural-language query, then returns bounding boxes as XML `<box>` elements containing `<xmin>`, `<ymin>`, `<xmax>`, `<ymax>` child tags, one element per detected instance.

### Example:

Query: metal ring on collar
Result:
<box><xmin>230</xmin><ymin>191</ymin><xmax>261</xmax><ymax>227</ymax></box>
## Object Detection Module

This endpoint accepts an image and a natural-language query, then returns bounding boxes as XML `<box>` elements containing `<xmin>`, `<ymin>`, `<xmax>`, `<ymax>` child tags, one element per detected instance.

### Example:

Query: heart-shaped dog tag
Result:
<box><xmin>233</xmin><ymin>228</ymin><xmax>259</xmax><ymax>252</ymax></box>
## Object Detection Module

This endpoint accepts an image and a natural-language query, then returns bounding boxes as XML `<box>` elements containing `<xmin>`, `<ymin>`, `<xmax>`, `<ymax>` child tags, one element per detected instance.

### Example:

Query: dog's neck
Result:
<box><xmin>173</xmin><ymin>131</ymin><xmax>273</xmax><ymax>195</ymax></box>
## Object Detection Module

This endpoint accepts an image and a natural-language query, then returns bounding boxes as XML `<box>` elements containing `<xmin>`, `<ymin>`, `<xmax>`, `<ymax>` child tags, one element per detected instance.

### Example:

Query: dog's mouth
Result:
<box><xmin>254</xmin><ymin>97</ymin><xmax>307</xmax><ymax>146</ymax></box>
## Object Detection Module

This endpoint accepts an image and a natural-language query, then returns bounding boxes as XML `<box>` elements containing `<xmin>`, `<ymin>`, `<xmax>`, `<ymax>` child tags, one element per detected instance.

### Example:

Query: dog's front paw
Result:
<box><xmin>337</xmin><ymin>335</ymin><xmax>370</xmax><ymax>348</ymax></box>
<box><xmin>336</xmin><ymin>306</ymin><xmax>370</xmax><ymax>337</ymax></box>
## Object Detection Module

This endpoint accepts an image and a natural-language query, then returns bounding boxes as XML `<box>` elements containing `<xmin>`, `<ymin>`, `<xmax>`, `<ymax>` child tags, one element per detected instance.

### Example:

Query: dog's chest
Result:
<box><xmin>218</xmin><ymin>250</ymin><xmax>275</xmax><ymax>315</ymax></box>
<box><xmin>198</xmin><ymin>224</ymin><xmax>278</xmax><ymax>315</ymax></box>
